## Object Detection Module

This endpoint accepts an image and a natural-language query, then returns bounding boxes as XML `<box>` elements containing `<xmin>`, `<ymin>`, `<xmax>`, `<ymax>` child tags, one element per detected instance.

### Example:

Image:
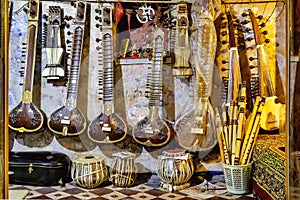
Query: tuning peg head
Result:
<box><xmin>246</xmin><ymin>46</ymin><xmax>254</xmax><ymax>50</ymax></box>
<box><xmin>249</xmin><ymin>65</ymin><xmax>256</xmax><ymax>69</ymax></box>
<box><xmin>222</xmin><ymin>60</ymin><xmax>229</xmax><ymax>64</ymax></box>
<box><xmin>242</xmin><ymin>12</ymin><xmax>249</xmax><ymax>17</ymax></box>
<box><xmin>257</xmin><ymin>15</ymin><xmax>263</xmax><ymax>20</ymax></box>
<box><xmin>249</xmin><ymin>57</ymin><xmax>257</xmax><ymax>61</ymax></box>
<box><xmin>262</xmin><ymin>30</ymin><xmax>268</xmax><ymax>35</ymax></box>
<box><xmin>221</xmin><ymin>31</ymin><xmax>227</xmax><ymax>36</ymax></box>
<box><xmin>221</xmin><ymin>67</ymin><xmax>229</xmax><ymax>71</ymax></box>
<box><xmin>265</xmin><ymin>39</ymin><xmax>270</xmax><ymax>43</ymax></box>
<box><xmin>241</xmin><ymin>20</ymin><xmax>250</xmax><ymax>25</ymax></box>
<box><xmin>245</xmin><ymin>37</ymin><xmax>254</xmax><ymax>42</ymax></box>
<box><xmin>259</xmin><ymin>22</ymin><xmax>266</xmax><ymax>27</ymax></box>
<box><xmin>221</xmin><ymin>40</ymin><xmax>228</xmax><ymax>45</ymax></box>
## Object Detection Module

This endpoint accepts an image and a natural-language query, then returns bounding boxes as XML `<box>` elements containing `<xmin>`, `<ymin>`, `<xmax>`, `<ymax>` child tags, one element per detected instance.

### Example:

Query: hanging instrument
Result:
<box><xmin>88</xmin><ymin>4</ymin><xmax>128</xmax><ymax>143</ymax></box>
<box><xmin>174</xmin><ymin>7</ymin><xmax>217</xmax><ymax>153</ymax></box>
<box><xmin>42</xmin><ymin>6</ymin><xmax>65</xmax><ymax>81</ymax></box>
<box><xmin>248</xmin><ymin>9</ymin><xmax>280</xmax><ymax>132</ymax></box>
<box><xmin>48</xmin><ymin>1</ymin><xmax>87</xmax><ymax>136</ymax></box>
<box><xmin>133</xmin><ymin>28</ymin><xmax>175</xmax><ymax>148</ymax></box>
<box><xmin>9</xmin><ymin>0</ymin><xmax>47</xmax><ymax>133</ymax></box>
<box><xmin>172</xmin><ymin>2</ymin><xmax>192</xmax><ymax>78</ymax></box>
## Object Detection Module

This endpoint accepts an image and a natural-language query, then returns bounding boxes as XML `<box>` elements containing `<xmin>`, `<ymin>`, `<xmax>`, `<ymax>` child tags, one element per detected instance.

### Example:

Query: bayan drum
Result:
<box><xmin>157</xmin><ymin>149</ymin><xmax>194</xmax><ymax>190</ymax></box>
<box><xmin>109</xmin><ymin>151</ymin><xmax>137</xmax><ymax>187</ymax></box>
<box><xmin>71</xmin><ymin>154</ymin><xmax>108</xmax><ymax>189</ymax></box>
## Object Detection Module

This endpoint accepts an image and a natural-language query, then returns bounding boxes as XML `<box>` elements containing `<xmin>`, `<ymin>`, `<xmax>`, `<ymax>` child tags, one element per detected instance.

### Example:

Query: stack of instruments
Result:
<box><xmin>215</xmin><ymin>82</ymin><xmax>265</xmax><ymax>165</ymax></box>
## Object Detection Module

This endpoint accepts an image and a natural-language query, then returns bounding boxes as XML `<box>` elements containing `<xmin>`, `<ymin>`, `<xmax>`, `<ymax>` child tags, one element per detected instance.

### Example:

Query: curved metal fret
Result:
<box><xmin>66</xmin><ymin>27</ymin><xmax>83</xmax><ymax>100</ymax></box>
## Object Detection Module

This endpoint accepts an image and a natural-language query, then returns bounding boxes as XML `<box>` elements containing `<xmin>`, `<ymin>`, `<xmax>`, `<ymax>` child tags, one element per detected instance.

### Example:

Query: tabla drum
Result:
<box><xmin>71</xmin><ymin>154</ymin><xmax>108</xmax><ymax>189</ymax></box>
<box><xmin>109</xmin><ymin>151</ymin><xmax>137</xmax><ymax>187</ymax></box>
<box><xmin>157</xmin><ymin>149</ymin><xmax>194</xmax><ymax>188</ymax></box>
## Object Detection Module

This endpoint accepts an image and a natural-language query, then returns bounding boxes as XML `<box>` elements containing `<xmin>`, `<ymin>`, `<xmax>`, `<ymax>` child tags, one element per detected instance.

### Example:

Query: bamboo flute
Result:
<box><xmin>222</xmin><ymin>107</ymin><xmax>229</xmax><ymax>153</ymax></box>
<box><xmin>215</xmin><ymin>107</ymin><xmax>230</xmax><ymax>164</ymax></box>
<box><xmin>234</xmin><ymin>83</ymin><xmax>246</xmax><ymax>165</ymax></box>
<box><xmin>246</xmin><ymin>123</ymin><xmax>261</xmax><ymax>164</ymax></box>
<box><xmin>240</xmin><ymin>97</ymin><xmax>265</xmax><ymax>165</ymax></box>
<box><xmin>239</xmin><ymin>96</ymin><xmax>261</xmax><ymax>164</ymax></box>
<box><xmin>228</xmin><ymin>100</ymin><xmax>235</xmax><ymax>153</ymax></box>
<box><xmin>231</xmin><ymin>101</ymin><xmax>238</xmax><ymax>165</ymax></box>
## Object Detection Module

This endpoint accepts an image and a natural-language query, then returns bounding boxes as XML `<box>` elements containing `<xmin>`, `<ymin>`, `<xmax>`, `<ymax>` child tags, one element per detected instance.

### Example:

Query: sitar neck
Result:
<box><xmin>22</xmin><ymin>0</ymin><xmax>39</xmax><ymax>103</ymax></box>
<box><xmin>148</xmin><ymin>29</ymin><xmax>164</xmax><ymax>119</ymax></box>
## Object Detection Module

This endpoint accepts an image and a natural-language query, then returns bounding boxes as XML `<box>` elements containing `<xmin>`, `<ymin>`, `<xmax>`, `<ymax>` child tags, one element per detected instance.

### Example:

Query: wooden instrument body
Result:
<box><xmin>88</xmin><ymin>112</ymin><xmax>127</xmax><ymax>143</ymax></box>
<box><xmin>133</xmin><ymin>114</ymin><xmax>174</xmax><ymax>147</ymax></box>
<box><xmin>9</xmin><ymin>102</ymin><xmax>46</xmax><ymax>132</ymax></box>
<box><xmin>249</xmin><ymin>9</ymin><xmax>280</xmax><ymax>132</ymax></box>
<box><xmin>174</xmin><ymin>98</ymin><xmax>217</xmax><ymax>153</ymax></box>
<box><xmin>8</xmin><ymin>0</ymin><xmax>46</xmax><ymax>133</ymax></box>
<box><xmin>48</xmin><ymin>106</ymin><xmax>86</xmax><ymax>136</ymax></box>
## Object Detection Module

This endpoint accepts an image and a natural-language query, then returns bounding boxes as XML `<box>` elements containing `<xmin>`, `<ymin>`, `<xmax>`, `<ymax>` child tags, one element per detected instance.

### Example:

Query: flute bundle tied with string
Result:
<box><xmin>215</xmin><ymin>81</ymin><xmax>265</xmax><ymax>165</ymax></box>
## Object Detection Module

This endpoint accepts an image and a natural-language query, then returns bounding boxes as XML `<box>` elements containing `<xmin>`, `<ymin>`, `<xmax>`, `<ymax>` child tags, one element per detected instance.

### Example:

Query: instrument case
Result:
<box><xmin>9</xmin><ymin>151</ymin><xmax>71</xmax><ymax>186</ymax></box>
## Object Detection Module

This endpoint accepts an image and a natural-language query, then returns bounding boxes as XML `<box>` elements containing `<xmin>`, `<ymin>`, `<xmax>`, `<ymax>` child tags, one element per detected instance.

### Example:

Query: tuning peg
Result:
<box><xmin>262</xmin><ymin>30</ymin><xmax>268</xmax><ymax>35</ymax></box>
<box><xmin>265</xmin><ymin>39</ymin><xmax>270</xmax><ymax>43</ymax></box>
<box><xmin>241</xmin><ymin>20</ymin><xmax>250</xmax><ymax>25</ymax></box>
<box><xmin>221</xmin><ymin>31</ymin><xmax>227</xmax><ymax>36</ymax></box>
<box><xmin>220</xmin><ymin>22</ymin><xmax>227</xmax><ymax>29</ymax></box>
<box><xmin>246</xmin><ymin>46</ymin><xmax>254</xmax><ymax>50</ymax></box>
<box><xmin>241</xmin><ymin>12</ymin><xmax>249</xmax><ymax>17</ymax></box>
<box><xmin>30</xmin><ymin>0</ymin><xmax>37</xmax><ymax>6</ymax></box>
<box><xmin>66</xmin><ymin>40</ymin><xmax>72</xmax><ymax>44</ymax></box>
<box><xmin>95</xmin><ymin>38</ymin><xmax>102</xmax><ymax>43</ymax></box>
<box><xmin>249</xmin><ymin>65</ymin><xmax>256</xmax><ymax>69</ymax></box>
<box><xmin>249</xmin><ymin>57</ymin><xmax>257</xmax><ymax>61</ymax></box>
<box><xmin>95</xmin><ymin>24</ymin><xmax>100</xmax><ymax>28</ymax></box>
<box><xmin>67</xmin><ymin>31</ymin><xmax>73</xmax><ymax>35</ymax></box>
<box><xmin>257</xmin><ymin>15</ymin><xmax>263</xmax><ymax>20</ymax></box>
<box><xmin>221</xmin><ymin>40</ymin><xmax>228</xmax><ymax>45</ymax></box>
<box><xmin>42</xmin><ymin>14</ymin><xmax>48</xmax><ymax>20</ymax></box>
<box><xmin>245</xmin><ymin>37</ymin><xmax>254</xmax><ymax>42</ymax></box>
<box><xmin>221</xmin><ymin>67</ymin><xmax>228</xmax><ymax>71</ymax></box>
<box><xmin>95</xmin><ymin>16</ymin><xmax>100</xmax><ymax>20</ymax></box>
<box><xmin>259</xmin><ymin>22</ymin><xmax>266</xmax><ymax>27</ymax></box>
<box><xmin>96</xmin><ymin>46</ymin><xmax>101</xmax><ymax>51</ymax></box>
<box><xmin>222</xmin><ymin>60</ymin><xmax>229</xmax><ymax>64</ymax></box>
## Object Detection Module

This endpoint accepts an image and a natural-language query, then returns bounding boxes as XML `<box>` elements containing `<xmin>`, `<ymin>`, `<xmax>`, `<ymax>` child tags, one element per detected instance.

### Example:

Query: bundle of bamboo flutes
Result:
<box><xmin>215</xmin><ymin>82</ymin><xmax>266</xmax><ymax>165</ymax></box>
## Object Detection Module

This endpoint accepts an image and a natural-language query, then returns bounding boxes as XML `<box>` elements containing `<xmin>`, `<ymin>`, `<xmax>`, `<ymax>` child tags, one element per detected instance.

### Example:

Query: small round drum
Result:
<box><xmin>109</xmin><ymin>151</ymin><xmax>137</xmax><ymax>187</ymax></box>
<box><xmin>71</xmin><ymin>154</ymin><xmax>108</xmax><ymax>189</ymax></box>
<box><xmin>157</xmin><ymin>149</ymin><xmax>194</xmax><ymax>187</ymax></box>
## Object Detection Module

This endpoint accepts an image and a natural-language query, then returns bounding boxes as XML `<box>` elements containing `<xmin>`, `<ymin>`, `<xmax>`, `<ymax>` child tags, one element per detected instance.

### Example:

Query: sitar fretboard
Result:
<box><xmin>103</xmin><ymin>33</ymin><xmax>114</xmax><ymax>104</ymax></box>
<box><xmin>149</xmin><ymin>30</ymin><xmax>164</xmax><ymax>107</ymax></box>
<box><xmin>66</xmin><ymin>27</ymin><xmax>83</xmax><ymax>99</ymax></box>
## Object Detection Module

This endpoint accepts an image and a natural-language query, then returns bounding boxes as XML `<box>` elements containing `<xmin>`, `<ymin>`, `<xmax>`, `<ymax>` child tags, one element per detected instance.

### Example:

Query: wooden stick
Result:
<box><xmin>222</xmin><ymin>107</ymin><xmax>229</xmax><ymax>153</ymax></box>
<box><xmin>239</xmin><ymin>96</ymin><xmax>261</xmax><ymax>164</ymax></box>
<box><xmin>234</xmin><ymin>83</ymin><xmax>246</xmax><ymax>165</ymax></box>
<box><xmin>228</xmin><ymin>100</ymin><xmax>235</xmax><ymax>153</ymax></box>
<box><xmin>231</xmin><ymin>101</ymin><xmax>238</xmax><ymax>165</ymax></box>
<box><xmin>215</xmin><ymin>107</ymin><xmax>230</xmax><ymax>164</ymax></box>
<box><xmin>240</xmin><ymin>97</ymin><xmax>265</xmax><ymax>165</ymax></box>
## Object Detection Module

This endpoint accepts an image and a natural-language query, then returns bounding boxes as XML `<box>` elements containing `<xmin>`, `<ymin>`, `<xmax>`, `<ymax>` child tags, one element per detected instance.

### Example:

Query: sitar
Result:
<box><xmin>8</xmin><ymin>0</ymin><xmax>47</xmax><ymax>133</ymax></box>
<box><xmin>174</xmin><ymin>7</ymin><xmax>217</xmax><ymax>153</ymax></box>
<box><xmin>172</xmin><ymin>2</ymin><xmax>192</xmax><ymax>78</ymax></box>
<box><xmin>42</xmin><ymin>6</ymin><xmax>65</xmax><ymax>80</ymax></box>
<box><xmin>133</xmin><ymin>28</ymin><xmax>175</xmax><ymax>147</ymax></box>
<box><xmin>48</xmin><ymin>1</ymin><xmax>87</xmax><ymax>136</ymax></box>
<box><xmin>248</xmin><ymin>9</ymin><xmax>280</xmax><ymax>132</ymax></box>
<box><xmin>87</xmin><ymin>4</ymin><xmax>128</xmax><ymax>143</ymax></box>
